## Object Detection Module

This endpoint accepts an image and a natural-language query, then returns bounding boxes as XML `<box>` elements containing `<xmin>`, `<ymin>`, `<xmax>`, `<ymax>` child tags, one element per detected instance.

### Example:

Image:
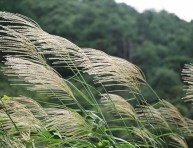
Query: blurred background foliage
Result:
<box><xmin>0</xmin><ymin>0</ymin><xmax>193</xmax><ymax>117</ymax></box>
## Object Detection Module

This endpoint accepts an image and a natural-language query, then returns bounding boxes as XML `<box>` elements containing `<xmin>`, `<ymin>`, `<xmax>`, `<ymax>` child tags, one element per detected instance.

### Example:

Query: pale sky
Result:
<box><xmin>115</xmin><ymin>0</ymin><xmax>193</xmax><ymax>22</ymax></box>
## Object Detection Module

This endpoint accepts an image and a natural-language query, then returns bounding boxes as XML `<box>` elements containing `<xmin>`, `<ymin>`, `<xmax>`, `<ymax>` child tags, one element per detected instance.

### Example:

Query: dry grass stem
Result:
<box><xmin>79</xmin><ymin>48</ymin><xmax>144</xmax><ymax>92</ymax></box>
<box><xmin>181</xmin><ymin>118</ymin><xmax>193</xmax><ymax>136</ymax></box>
<box><xmin>45</xmin><ymin>108</ymin><xmax>92</xmax><ymax>139</ymax></box>
<box><xmin>3</xmin><ymin>57</ymin><xmax>73</xmax><ymax>98</ymax></box>
<box><xmin>169</xmin><ymin>134</ymin><xmax>188</xmax><ymax>148</ymax></box>
<box><xmin>0</xmin><ymin>11</ymin><xmax>83</xmax><ymax>66</ymax></box>
<box><xmin>100</xmin><ymin>94</ymin><xmax>136</xmax><ymax>119</ymax></box>
<box><xmin>136</xmin><ymin>105</ymin><xmax>169</xmax><ymax>128</ymax></box>
<box><xmin>157</xmin><ymin>100</ymin><xmax>187</xmax><ymax>129</ymax></box>
<box><xmin>0</xmin><ymin>25</ymin><xmax>45</xmax><ymax>65</ymax></box>
<box><xmin>182</xmin><ymin>64</ymin><xmax>193</xmax><ymax>102</ymax></box>
<box><xmin>0</xmin><ymin>99</ymin><xmax>42</xmax><ymax>132</ymax></box>
<box><xmin>12</xmin><ymin>96</ymin><xmax>47</xmax><ymax>118</ymax></box>
<box><xmin>132</xmin><ymin>127</ymin><xmax>157</xmax><ymax>146</ymax></box>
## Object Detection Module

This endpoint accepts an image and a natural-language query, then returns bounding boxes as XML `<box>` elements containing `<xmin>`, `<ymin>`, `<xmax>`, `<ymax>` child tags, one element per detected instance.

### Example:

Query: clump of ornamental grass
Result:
<box><xmin>0</xmin><ymin>11</ymin><xmax>193</xmax><ymax>147</ymax></box>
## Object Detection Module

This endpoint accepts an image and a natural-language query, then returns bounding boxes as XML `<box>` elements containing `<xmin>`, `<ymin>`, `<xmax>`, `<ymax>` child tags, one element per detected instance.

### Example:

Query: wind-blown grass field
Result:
<box><xmin>0</xmin><ymin>12</ymin><xmax>193</xmax><ymax>148</ymax></box>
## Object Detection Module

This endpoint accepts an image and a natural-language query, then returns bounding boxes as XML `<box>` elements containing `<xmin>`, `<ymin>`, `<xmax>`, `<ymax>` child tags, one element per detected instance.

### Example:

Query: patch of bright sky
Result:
<box><xmin>115</xmin><ymin>0</ymin><xmax>193</xmax><ymax>22</ymax></box>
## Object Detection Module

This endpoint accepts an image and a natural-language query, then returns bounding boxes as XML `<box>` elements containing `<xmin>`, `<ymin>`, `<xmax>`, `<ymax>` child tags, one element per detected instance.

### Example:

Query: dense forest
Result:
<box><xmin>0</xmin><ymin>0</ymin><xmax>193</xmax><ymax>116</ymax></box>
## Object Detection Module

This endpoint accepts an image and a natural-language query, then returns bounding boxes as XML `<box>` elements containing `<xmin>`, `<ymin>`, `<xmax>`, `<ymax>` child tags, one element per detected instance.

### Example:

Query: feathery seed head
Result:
<box><xmin>45</xmin><ymin>108</ymin><xmax>92</xmax><ymax>139</ymax></box>
<box><xmin>100</xmin><ymin>94</ymin><xmax>136</xmax><ymax>119</ymax></box>
<box><xmin>80</xmin><ymin>48</ymin><xmax>144</xmax><ymax>93</ymax></box>
<box><xmin>3</xmin><ymin>57</ymin><xmax>73</xmax><ymax>98</ymax></box>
